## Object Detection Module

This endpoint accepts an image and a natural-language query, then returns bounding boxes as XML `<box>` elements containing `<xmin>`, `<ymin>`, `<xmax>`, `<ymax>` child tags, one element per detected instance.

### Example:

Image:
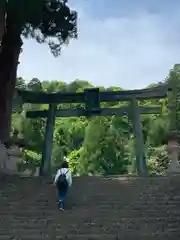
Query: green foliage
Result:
<box><xmin>17</xmin><ymin>150</ymin><xmax>41</xmax><ymax>173</ymax></box>
<box><xmin>147</xmin><ymin>145</ymin><xmax>169</xmax><ymax>174</ymax></box>
<box><xmin>148</xmin><ymin>115</ymin><xmax>169</xmax><ymax>146</ymax></box>
<box><xmin>78</xmin><ymin>117</ymin><xmax>129</xmax><ymax>175</ymax></box>
<box><xmin>67</xmin><ymin>148</ymin><xmax>83</xmax><ymax>175</ymax></box>
<box><xmin>13</xmin><ymin>64</ymin><xmax>180</xmax><ymax>176</ymax></box>
<box><xmin>3</xmin><ymin>0</ymin><xmax>77</xmax><ymax>56</ymax></box>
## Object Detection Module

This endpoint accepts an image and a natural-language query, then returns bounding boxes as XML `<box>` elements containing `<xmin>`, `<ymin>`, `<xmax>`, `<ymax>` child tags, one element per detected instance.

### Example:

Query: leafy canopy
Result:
<box><xmin>1</xmin><ymin>0</ymin><xmax>77</xmax><ymax>56</ymax></box>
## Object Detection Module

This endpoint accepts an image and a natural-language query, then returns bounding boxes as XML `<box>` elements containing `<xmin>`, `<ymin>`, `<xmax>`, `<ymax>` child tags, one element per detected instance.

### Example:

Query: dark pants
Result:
<box><xmin>57</xmin><ymin>183</ymin><xmax>68</xmax><ymax>209</ymax></box>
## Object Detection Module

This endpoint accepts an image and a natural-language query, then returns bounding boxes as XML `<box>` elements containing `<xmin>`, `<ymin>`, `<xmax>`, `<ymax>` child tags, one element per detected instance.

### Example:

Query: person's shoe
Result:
<box><xmin>59</xmin><ymin>200</ymin><xmax>65</xmax><ymax>210</ymax></box>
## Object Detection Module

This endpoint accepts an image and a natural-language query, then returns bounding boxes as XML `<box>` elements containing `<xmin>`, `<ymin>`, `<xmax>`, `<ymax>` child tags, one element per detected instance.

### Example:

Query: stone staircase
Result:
<box><xmin>0</xmin><ymin>174</ymin><xmax>180</xmax><ymax>239</ymax></box>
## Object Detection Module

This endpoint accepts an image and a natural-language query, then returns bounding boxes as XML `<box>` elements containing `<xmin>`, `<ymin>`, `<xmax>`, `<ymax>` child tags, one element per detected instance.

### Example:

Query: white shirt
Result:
<box><xmin>54</xmin><ymin>168</ymin><xmax>72</xmax><ymax>187</ymax></box>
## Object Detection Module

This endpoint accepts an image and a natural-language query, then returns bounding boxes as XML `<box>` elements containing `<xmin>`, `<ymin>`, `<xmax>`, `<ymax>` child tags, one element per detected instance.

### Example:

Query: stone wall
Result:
<box><xmin>0</xmin><ymin>141</ymin><xmax>39</xmax><ymax>176</ymax></box>
<box><xmin>0</xmin><ymin>141</ymin><xmax>21</xmax><ymax>174</ymax></box>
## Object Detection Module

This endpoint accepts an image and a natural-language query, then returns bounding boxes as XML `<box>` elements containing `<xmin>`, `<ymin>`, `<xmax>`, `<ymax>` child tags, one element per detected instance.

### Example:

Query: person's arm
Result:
<box><xmin>67</xmin><ymin>171</ymin><xmax>72</xmax><ymax>187</ymax></box>
<box><xmin>54</xmin><ymin>169</ymin><xmax>60</xmax><ymax>184</ymax></box>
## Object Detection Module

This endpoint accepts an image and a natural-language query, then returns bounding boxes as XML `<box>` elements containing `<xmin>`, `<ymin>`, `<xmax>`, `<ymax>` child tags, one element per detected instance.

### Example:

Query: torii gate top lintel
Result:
<box><xmin>16</xmin><ymin>84</ymin><xmax>168</xmax><ymax>104</ymax></box>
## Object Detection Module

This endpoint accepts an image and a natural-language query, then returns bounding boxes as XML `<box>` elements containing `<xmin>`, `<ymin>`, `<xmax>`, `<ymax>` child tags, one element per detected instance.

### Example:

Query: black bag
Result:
<box><xmin>56</xmin><ymin>169</ymin><xmax>69</xmax><ymax>189</ymax></box>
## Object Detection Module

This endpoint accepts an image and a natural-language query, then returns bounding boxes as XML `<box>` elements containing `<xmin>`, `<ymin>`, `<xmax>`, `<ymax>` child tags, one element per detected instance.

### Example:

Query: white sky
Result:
<box><xmin>17</xmin><ymin>0</ymin><xmax>180</xmax><ymax>89</ymax></box>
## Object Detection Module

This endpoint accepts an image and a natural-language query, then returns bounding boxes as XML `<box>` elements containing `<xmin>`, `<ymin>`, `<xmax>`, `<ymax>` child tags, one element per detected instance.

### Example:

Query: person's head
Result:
<box><xmin>61</xmin><ymin>161</ymin><xmax>69</xmax><ymax>169</ymax></box>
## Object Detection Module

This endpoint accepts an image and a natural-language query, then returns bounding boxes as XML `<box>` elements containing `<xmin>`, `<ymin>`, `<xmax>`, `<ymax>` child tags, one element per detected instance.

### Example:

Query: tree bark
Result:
<box><xmin>0</xmin><ymin>19</ymin><xmax>22</xmax><ymax>143</ymax></box>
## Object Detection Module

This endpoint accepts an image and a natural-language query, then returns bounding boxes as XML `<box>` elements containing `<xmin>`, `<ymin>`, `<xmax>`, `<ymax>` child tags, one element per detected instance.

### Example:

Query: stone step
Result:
<box><xmin>2</xmin><ymin>201</ymin><xmax>179</xmax><ymax>208</ymax></box>
<box><xmin>1</xmin><ymin>216</ymin><xmax>179</xmax><ymax>225</ymax></box>
<box><xmin>1</xmin><ymin>204</ymin><xmax>179</xmax><ymax>211</ymax></box>
<box><xmin>0</xmin><ymin>233</ymin><xmax>179</xmax><ymax>240</ymax></box>
<box><xmin>1</xmin><ymin>215</ymin><xmax>179</xmax><ymax>234</ymax></box>
<box><xmin>3</xmin><ymin>221</ymin><xmax>179</xmax><ymax>233</ymax></box>
<box><xmin>1</xmin><ymin>208</ymin><xmax>179</xmax><ymax>218</ymax></box>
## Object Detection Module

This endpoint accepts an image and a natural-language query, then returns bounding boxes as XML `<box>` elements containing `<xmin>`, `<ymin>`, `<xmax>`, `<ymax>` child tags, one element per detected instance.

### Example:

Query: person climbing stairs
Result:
<box><xmin>0</xmin><ymin>174</ymin><xmax>180</xmax><ymax>239</ymax></box>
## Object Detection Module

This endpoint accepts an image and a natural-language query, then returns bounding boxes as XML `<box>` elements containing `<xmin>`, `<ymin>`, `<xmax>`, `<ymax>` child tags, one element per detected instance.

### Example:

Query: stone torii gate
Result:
<box><xmin>16</xmin><ymin>85</ymin><xmax>168</xmax><ymax>177</ymax></box>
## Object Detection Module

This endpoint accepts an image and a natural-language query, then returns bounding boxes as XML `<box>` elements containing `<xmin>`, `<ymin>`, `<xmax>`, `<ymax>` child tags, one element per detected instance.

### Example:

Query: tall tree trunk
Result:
<box><xmin>0</xmin><ymin>7</ymin><xmax>5</xmax><ymax>41</ymax></box>
<box><xmin>0</xmin><ymin>21</ymin><xmax>22</xmax><ymax>143</ymax></box>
